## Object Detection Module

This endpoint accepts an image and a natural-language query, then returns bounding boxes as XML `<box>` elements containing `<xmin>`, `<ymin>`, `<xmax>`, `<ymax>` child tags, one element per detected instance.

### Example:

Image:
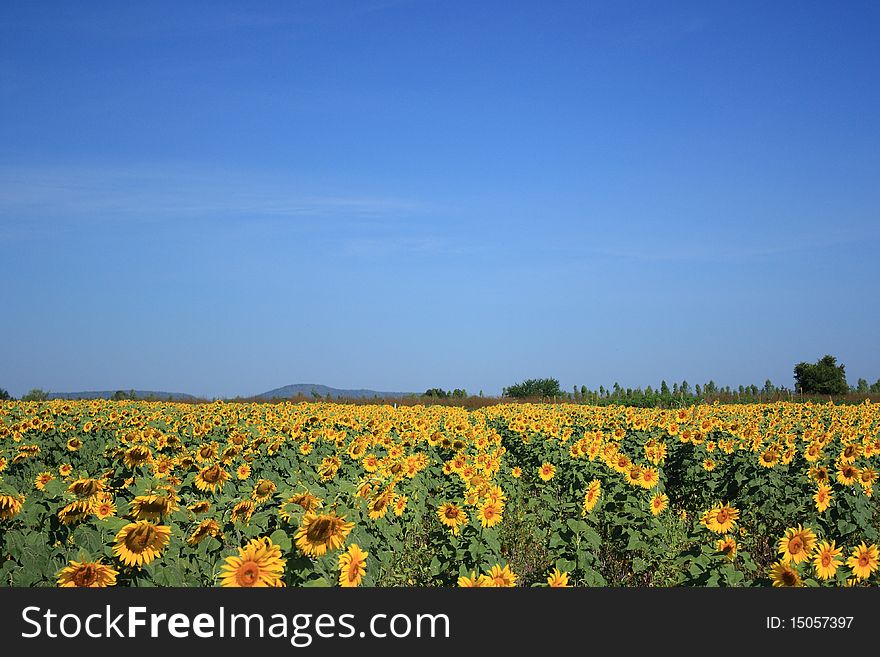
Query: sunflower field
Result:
<box><xmin>1</xmin><ymin>399</ymin><xmax>879</xmax><ymax>587</ymax></box>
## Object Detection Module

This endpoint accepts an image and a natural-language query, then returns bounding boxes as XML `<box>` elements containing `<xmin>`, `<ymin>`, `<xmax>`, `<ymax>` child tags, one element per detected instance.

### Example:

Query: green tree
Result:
<box><xmin>870</xmin><ymin>380</ymin><xmax>880</xmax><ymax>394</ymax></box>
<box><xmin>503</xmin><ymin>378</ymin><xmax>561</xmax><ymax>399</ymax></box>
<box><xmin>22</xmin><ymin>388</ymin><xmax>49</xmax><ymax>401</ymax></box>
<box><xmin>660</xmin><ymin>380</ymin><xmax>670</xmax><ymax>395</ymax></box>
<box><xmin>856</xmin><ymin>378</ymin><xmax>869</xmax><ymax>394</ymax></box>
<box><xmin>0</xmin><ymin>388</ymin><xmax>11</xmax><ymax>400</ymax></box>
<box><xmin>793</xmin><ymin>355</ymin><xmax>848</xmax><ymax>395</ymax></box>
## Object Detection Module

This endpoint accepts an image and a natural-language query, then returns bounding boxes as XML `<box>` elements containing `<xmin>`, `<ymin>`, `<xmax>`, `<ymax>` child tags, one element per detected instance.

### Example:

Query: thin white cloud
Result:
<box><xmin>0</xmin><ymin>164</ymin><xmax>423</xmax><ymax>231</ymax></box>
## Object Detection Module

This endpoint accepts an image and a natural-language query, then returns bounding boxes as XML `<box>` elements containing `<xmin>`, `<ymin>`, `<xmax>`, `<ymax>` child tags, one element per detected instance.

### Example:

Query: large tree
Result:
<box><xmin>503</xmin><ymin>378</ymin><xmax>561</xmax><ymax>399</ymax></box>
<box><xmin>793</xmin><ymin>355</ymin><xmax>848</xmax><ymax>395</ymax></box>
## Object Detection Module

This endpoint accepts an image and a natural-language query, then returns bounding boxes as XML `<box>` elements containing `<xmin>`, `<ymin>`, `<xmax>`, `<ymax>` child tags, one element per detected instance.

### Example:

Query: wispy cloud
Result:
<box><xmin>0</xmin><ymin>164</ymin><xmax>424</xmax><ymax>237</ymax></box>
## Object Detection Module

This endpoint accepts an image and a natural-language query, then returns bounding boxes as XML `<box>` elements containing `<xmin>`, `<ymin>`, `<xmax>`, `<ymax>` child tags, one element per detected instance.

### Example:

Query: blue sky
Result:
<box><xmin>1</xmin><ymin>0</ymin><xmax>878</xmax><ymax>399</ymax></box>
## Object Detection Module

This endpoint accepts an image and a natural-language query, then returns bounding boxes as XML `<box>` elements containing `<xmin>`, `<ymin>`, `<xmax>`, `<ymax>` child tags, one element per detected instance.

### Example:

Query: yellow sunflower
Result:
<box><xmin>486</xmin><ymin>564</ymin><xmax>517</xmax><ymax>587</ymax></box>
<box><xmin>649</xmin><ymin>492</ymin><xmax>668</xmax><ymax>516</ymax></box>
<box><xmin>581</xmin><ymin>479</ymin><xmax>601</xmax><ymax>516</ymax></box>
<box><xmin>701</xmin><ymin>503</ymin><xmax>739</xmax><ymax>534</ymax></box>
<box><xmin>219</xmin><ymin>537</ymin><xmax>286</xmax><ymax>587</ymax></box>
<box><xmin>194</xmin><ymin>464</ymin><xmax>229</xmax><ymax>493</ymax></box>
<box><xmin>812</xmin><ymin>540</ymin><xmax>843</xmax><ymax>581</ymax></box>
<box><xmin>230</xmin><ymin>499</ymin><xmax>256</xmax><ymax>524</ymax></box>
<box><xmin>56</xmin><ymin>560</ymin><xmax>118</xmax><ymax>587</ymax></box>
<box><xmin>236</xmin><ymin>464</ymin><xmax>252</xmax><ymax>480</ymax></box>
<box><xmin>778</xmin><ymin>525</ymin><xmax>817</xmax><ymax>564</ymax></box>
<box><xmin>93</xmin><ymin>494</ymin><xmax>117</xmax><ymax>520</ymax></box>
<box><xmin>58</xmin><ymin>499</ymin><xmax>94</xmax><ymax>525</ymax></box>
<box><xmin>477</xmin><ymin>500</ymin><xmax>504</xmax><ymax>528</ymax></box>
<box><xmin>338</xmin><ymin>544</ymin><xmax>368</xmax><ymax>587</ymax></box>
<box><xmin>846</xmin><ymin>542</ymin><xmax>879</xmax><ymax>580</ymax></box>
<box><xmin>34</xmin><ymin>472</ymin><xmax>55</xmax><ymax>490</ymax></box>
<box><xmin>538</xmin><ymin>462</ymin><xmax>556</xmax><ymax>482</ymax></box>
<box><xmin>187</xmin><ymin>518</ymin><xmax>222</xmax><ymax>546</ymax></box>
<box><xmin>437</xmin><ymin>503</ymin><xmax>468</xmax><ymax>535</ymax></box>
<box><xmin>0</xmin><ymin>493</ymin><xmax>25</xmax><ymax>520</ymax></box>
<box><xmin>547</xmin><ymin>568</ymin><xmax>570</xmax><ymax>587</ymax></box>
<box><xmin>814</xmin><ymin>484</ymin><xmax>832</xmax><ymax>513</ymax></box>
<box><xmin>458</xmin><ymin>571</ymin><xmax>492</xmax><ymax>587</ymax></box>
<box><xmin>716</xmin><ymin>536</ymin><xmax>738</xmax><ymax>560</ymax></box>
<box><xmin>770</xmin><ymin>560</ymin><xmax>802</xmax><ymax>587</ymax></box>
<box><xmin>129</xmin><ymin>494</ymin><xmax>178</xmax><ymax>521</ymax></box>
<box><xmin>294</xmin><ymin>511</ymin><xmax>354</xmax><ymax>557</ymax></box>
<box><xmin>112</xmin><ymin>521</ymin><xmax>171</xmax><ymax>567</ymax></box>
<box><xmin>252</xmin><ymin>479</ymin><xmax>277</xmax><ymax>503</ymax></box>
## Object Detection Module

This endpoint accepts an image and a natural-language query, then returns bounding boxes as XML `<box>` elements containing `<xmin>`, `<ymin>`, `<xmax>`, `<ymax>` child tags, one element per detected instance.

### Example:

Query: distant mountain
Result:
<box><xmin>252</xmin><ymin>384</ymin><xmax>415</xmax><ymax>400</ymax></box>
<box><xmin>48</xmin><ymin>390</ymin><xmax>198</xmax><ymax>401</ymax></box>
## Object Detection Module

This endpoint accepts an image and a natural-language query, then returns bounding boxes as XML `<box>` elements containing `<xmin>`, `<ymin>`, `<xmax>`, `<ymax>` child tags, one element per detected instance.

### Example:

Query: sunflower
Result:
<box><xmin>338</xmin><ymin>544</ymin><xmax>368</xmax><ymax>587</ymax></box>
<box><xmin>477</xmin><ymin>500</ymin><xmax>504</xmax><ymax>528</ymax></box>
<box><xmin>639</xmin><ymin>467</ymin><xmax>659</xmax><ymax>489</ymax></box>
<box><xmin>34</xmin><ymin>471</ymin><xmax>55</xmax><ymax>490</ymax></box>
<box><xmin>187</xmin><ymin>518</ymin><xmax>222</xmax><ymax>546</ymax></box>
<box><xmin>112</xmin><ymin>521</ymin><xmax>171</xmax><ymax>567</ymax></box>
<box><xmin>68</xmin><ymin>477</ymin><xmax>105</xmax><ymax>499</ymax></box>
<box><xmin>770</xmin><ymin>560</ymin><xmax>802</xmax><ymax>587</ymax></box>
<box><xmin>812</xmin><ymin>540</ymin><xmax>843</xmax><ymax>580</ymax></box>
<box><xmin>702</xmin><ymin>458</ymin><xmax>716</xmax><ymax>472</ymax></box>
<box><xmin>437</xmin><ymin>503</ymin><xmax>468</xmax><ymax>535</ymax></box>
<box><xmin>56</xmin><ymin>560</ymin><xmax>118</xmax><ymax>587</ymax></box>
<box><xmin>58</xmin><ymin>499</ymin><xmax>94</xmax><ymax>525</ymax></box>
<box><xmin>59</xmin><ymin>463</ymin><xmax>73</xmax><ymax>478</ymax></box>
<box><xmin>230</xmin><ymin>499</ymin><xmax>256</xmax><ymax>524</ymax></box>
<box><xmin>294</xmin><ymin>512</ymin><xmax>354</xmax><ymax>557</ymax></box>
<box><xmin>123</xmin><ymin>445</ymin><xmax>153</xmax><ymax>468</ymax></box>
<box><xmin>188</xmin><ymin>500</ymin><xmax>211</xmax><ymax>514</ymax></box>
<box><xmin>486</xmin><ymin>564</ymin><xmax>517</xmax><ymax>587</ymax></box>
<box><xmin>758</xmin><ymin>448</ymin><xmax>779</xmax><ymax>468</ymax></box>
<box><xmin>701</xmin><ymin>504</ymin><xmax>739</xmax><ymax>534</ymax></box>
<box><xmin>279</xmin><ymin>492</ymin><xmax>323</xmax><ymax>522</ymax></box>
<box><xmin>66</xmin><ymin>437</ymin><xmax>82</xmax><ymax>452</ymax></box>
<box><xmin>219</xmin><ymin>537</ymin><xmax>286</xmax><ymax>587</ymax></box>
<box><xmin>649</xmin><ymin>493</ymin><xmax>668</xmax><ymax>516</ymax></box>
<box><xmin>367</xmin><ymin>490</ymin><xmax>393</xmax><ymax>520</ymax></box>
<box><xmin>582</xmin><ymin>479</ymin><xmax>601</xmax><ymax>516</ymax></box>
<box><xmin>129</xmin><ymin>494</ymin><xmax>178</xmax><ymax>521</ymax></box>
<box><xmin>837</xmin><ymin>463</ymin><xmax>860</xmax><ymax>486</ymax></box>
<box><xmin>392</xmin><ymin>495</ymin><xmax>408</xmax><ymax>517</ymax></box>
<box><xmin>846</xmin><ymin>542</ymin><xmax>879</xmax><ymax>580</ymax></box>
<box><xmin>194</xmin><ymin>464</ymin><xmax>229</xmax><ymax>493</ymax></box>
<box><xmin>236</xmin><ymin>464</ymin><xmax>251</xmax><ymax>480</ymax></box>
<box><xmin>458</xmin><ymin>571</ymin><xmax>492</xmax><ymax>587</ymax></box>
<box><xmin>814</xmin><ymin>484</ymin><xmax>832</xmax><ymax>512</ymax></box>
<box><xmin>511</xmin><ymin>466</ymin><xmax>522</xmax><ymax>478</ymax></box>
<box><xmin>778</xmin><ymin>525</ymin><xmax>817</xmax><ymax>564</ymax></box>
<box><xmin>716</xmin><ymin>536</ymin><xmax>738</xmax><ymax>560</ymax></box>
<box><xmin>0</xmin><ymin>493</ymin><xmax>25</xmax><ymax>520</ymax></box>
<box><xmin>547</xmin><ymin>568</ymin><xmax>570</xmax><ymax>587</ymax></box>
<box><xmin>538</xmin><ymin>462</ymin><xmax>556</xmax><ymax>482</ymax></box>
<box><xmin>93</xmin><ymin>494</ymin><xmax>117</xmax><ymax>520</ymax></box>
<box><xmin>252</xmin><ymin>479</ymin><xmax>277</xmax><ymax>503</ymax></box>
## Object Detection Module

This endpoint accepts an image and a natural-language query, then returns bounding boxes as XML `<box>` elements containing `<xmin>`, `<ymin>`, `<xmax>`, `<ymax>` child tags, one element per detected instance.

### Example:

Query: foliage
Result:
<box><xmin>794</xmin><ymin>355</ymin><xmax>849</xmax><ymax>395</ymax></box>
<box><xmin>503</xmin><ymin>378</ymin><xmax>562</xmax><ymax>399</ymax></box>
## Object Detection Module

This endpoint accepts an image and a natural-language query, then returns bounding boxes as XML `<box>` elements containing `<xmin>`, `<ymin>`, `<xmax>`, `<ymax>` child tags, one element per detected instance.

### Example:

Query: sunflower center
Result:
<box><xmin>788</xmin><ymin>537</ymin><xmax>803</xmax><ymax>554</ymax></box>
<box><xmin>236</xmin><ymin>562</ymin><xmax>261</xmax><ymax>586</ymax></box>
<box><xmin>306</xmin><ymin>517</ymin><xmax>335</xmax><ymax>542</ymax></box>
<box><xmin>73</xmin><ymin>565</ymin><xmax>98</xmax><ymax>586</ymax></box>
<box><xmin>858</xmin><ymin>555</ymin><xmax>869</xmax><ymax>567</ymax></box>
<box><xmin>782</xmin><ymin>570</ymin><xmax>798</xmax><ymax>585</ymax></box>
<box><xmin>716</xmin><ymin>509</ymin><xmax>729</xmax><ymax>524</ymax></box>
<box><xmin>257</xmin><ymin>482</ymin><xmax>273</xmax><ymax>496</ymax></box>
<box><xmin>125</xmin><ymin>524</ymin><xmax>155</xmax><ymax>552</ymax></box>
<box><xmin>821</xmin><ymin>554</ymin><xmax>832</xmax><ymax>567</ymax></box>
<box><xmin>445</xmin><ymin>507</ymin><xmax>460</xmax><ymax>520</ymax></box>
<box><xmin>202</xmin><ymin>466</ymin><xmax>221</xmax><ymax>483</ymax></box>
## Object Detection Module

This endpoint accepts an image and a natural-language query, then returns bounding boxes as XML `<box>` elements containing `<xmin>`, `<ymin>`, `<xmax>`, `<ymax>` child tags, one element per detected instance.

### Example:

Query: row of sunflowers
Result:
<box><xmin>1</xmin><ymin>399</ymin><xmax>878</xmax><ymax>587</ymax></box>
